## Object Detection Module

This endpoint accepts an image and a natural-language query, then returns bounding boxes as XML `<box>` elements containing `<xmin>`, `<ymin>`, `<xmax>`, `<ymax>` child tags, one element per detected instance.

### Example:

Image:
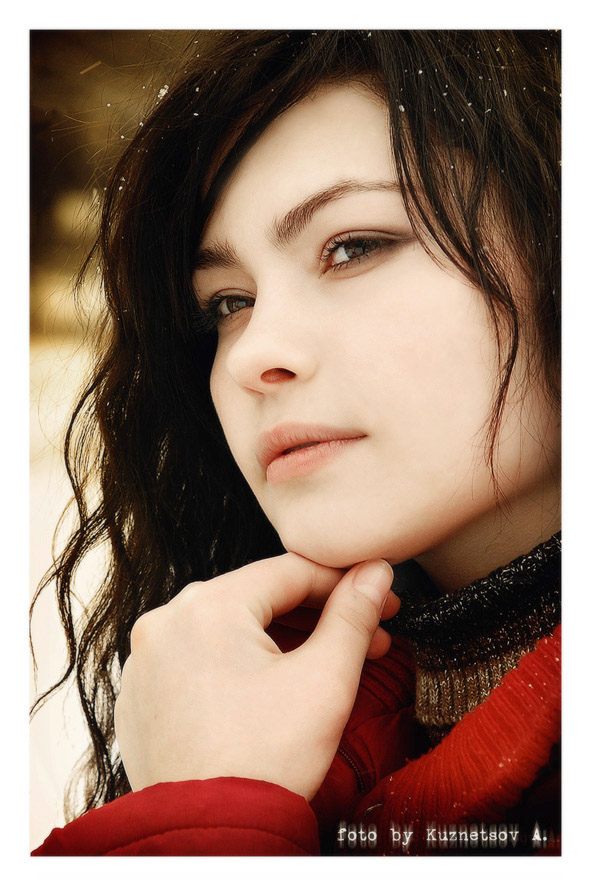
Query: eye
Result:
<box><xmin>200</xmin><ymin>292</ymin><xmax>255</xmax><ymax>326</ymax></box>
<box><xmin>217</xmin><ymin>294</ymin><xmax>253</xmax><ymax>317</ymax></box>
<box><xmin>321</xmin><ymin>233</ymin><xmax>403</xmax><ymax>273</ymax></box>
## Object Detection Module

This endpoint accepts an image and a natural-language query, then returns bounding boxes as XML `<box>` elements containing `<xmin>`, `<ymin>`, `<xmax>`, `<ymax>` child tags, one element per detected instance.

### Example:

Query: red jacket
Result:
<box><xmin>32</xmin><ymin>623</ymin><xmax>561</xmax><ymax>856</ymax></box>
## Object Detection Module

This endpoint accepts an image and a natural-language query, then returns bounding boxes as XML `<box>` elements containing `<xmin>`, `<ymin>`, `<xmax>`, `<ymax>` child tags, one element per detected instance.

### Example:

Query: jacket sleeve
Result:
<box><xmin>32</xmin><ymin>777</ymin><xmax>320</xmax><ymax>856</ymax></box>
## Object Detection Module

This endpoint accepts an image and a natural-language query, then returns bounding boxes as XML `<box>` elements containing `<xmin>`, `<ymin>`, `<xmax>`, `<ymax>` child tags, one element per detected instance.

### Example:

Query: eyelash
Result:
<box><xmin>198</xmin><ymin>233</ymin><xmax>401</xmax><ymax>327</ymax></box>
<box><xmin>321</xmin><ymin>233</ymin><xmax>400</xmax><ymax>272</ymax></box>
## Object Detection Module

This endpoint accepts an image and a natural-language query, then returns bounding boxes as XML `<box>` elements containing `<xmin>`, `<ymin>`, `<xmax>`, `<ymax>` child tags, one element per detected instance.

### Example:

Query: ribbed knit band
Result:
<box><xmin>381</xmin><ymin>533</ymin><xmax>561</xmax><ymax>744</ymax></box>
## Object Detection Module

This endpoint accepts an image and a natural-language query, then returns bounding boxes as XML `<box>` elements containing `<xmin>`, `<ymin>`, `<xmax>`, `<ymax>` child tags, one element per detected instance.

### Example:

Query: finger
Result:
<box><xmin>296</xmin><ymin>585</ymin><xmax>400</xmax><ymax>621</ymax></box>
<box><xmin>271</xmin><ymin>615</ymin><xmax>393</xmax><ymax>660</ymax></box>
<box><xmin>367</xmin><ymin>626</ymin><xmax>393</xmax><ymax>660</ymax></box>
<box><xmin>266</xmin><ymin>617</ymin><xmax>391</xmax><ymax>660</ymax></box>
<box><xmin>214</xmin><ymin>552</ymin><xmax>347</xmax><ymax>627</ymax></box>
<box><xmin>274</xmin><ymin>590</ymin><xmax>400</xmax><ymax>636</ymax></box>
<box><xmin>381</xmin><ymin>590</ymin><xmax>400</xmax><ymax>621</ymax></box>
<box><xmin>302</xmin><ymin>560</ymin><xmax>394</xmax><ymax>691</ymax></box>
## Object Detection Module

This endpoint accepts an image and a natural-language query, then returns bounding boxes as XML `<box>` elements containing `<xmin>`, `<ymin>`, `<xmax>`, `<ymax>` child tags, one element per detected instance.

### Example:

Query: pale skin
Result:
<box><xmin>114</xmin><ymin>83</ymin><xmax>560</xmax><ymax>799</ymax></box>
<box><xmin>115</xmin><ymin>556</ymin><xmax>398</xmax><ymax>799</ymax></box>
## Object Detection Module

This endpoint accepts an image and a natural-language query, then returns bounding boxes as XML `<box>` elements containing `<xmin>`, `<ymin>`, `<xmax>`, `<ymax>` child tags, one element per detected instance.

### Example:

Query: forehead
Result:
<box><xmin>204</xmin><ymin>83</ymin><xmax>396</xmax><ymax>238</ymax></box>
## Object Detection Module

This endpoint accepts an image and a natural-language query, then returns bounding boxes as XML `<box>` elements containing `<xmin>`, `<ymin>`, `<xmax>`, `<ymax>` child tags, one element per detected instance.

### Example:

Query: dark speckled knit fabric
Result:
<box><xmin>381</xmin><ymin>533</ymin><xmax>561</xmax><ymax>744</ymax></box>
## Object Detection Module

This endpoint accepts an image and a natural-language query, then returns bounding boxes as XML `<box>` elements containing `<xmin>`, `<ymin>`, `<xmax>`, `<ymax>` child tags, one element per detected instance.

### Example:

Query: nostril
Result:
<box><xmin>260</xmin><ymin>368</ymin><xmax>296</xmax><ymax>383</ymax></box>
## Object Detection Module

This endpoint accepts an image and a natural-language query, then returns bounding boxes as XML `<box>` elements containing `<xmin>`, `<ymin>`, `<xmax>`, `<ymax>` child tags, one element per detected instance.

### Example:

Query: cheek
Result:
<box><xmin>349</xmin><ymin>264</ymin><xmax>497</xmax><ymax>428</ymax></box>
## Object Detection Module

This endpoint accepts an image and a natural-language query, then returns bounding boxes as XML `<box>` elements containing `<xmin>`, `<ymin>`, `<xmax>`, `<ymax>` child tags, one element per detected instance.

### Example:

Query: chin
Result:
<box><xmin>279</xmin><ymin>528</ymin><xmax>409</xmax><ymax>571</ymax></box>
<box><xmin>275</xmin><ymin>506</ymin><xmax>460</xmax><ymax>571</ymax></box>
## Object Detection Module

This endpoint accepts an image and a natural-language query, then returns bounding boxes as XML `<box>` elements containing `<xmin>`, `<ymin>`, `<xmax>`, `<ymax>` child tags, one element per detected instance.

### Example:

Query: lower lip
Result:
<box><xmin>266</xmin><ymin>437</ymin><xmax>365</xmax><ymax>486</ymax></box>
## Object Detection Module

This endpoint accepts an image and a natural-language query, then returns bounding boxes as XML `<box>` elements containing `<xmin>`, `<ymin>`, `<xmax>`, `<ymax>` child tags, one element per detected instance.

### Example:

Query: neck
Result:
<box><xmin>414</xmin><ymin>477</ymin><xmax>561</xmax><ymax>594</ymax></box>
<box><xmin>385</xmin><ymin>530</ymin><xmax>561</xmax><ymax>745</ymax></box>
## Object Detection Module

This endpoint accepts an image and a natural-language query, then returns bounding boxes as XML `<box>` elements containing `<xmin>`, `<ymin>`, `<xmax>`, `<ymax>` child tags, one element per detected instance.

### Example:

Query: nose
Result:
<box><xmin>223</xmin><ymin>290</ymin><xmax>319</xmax><ymax>394</ymax></box>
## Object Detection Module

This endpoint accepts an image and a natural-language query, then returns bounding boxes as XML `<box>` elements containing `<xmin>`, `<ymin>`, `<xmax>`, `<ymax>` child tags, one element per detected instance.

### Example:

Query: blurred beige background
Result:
<box><xmin>29</xmin><ymin>29</ymin><xmax>191</xmax><ymax>850</ymax></box>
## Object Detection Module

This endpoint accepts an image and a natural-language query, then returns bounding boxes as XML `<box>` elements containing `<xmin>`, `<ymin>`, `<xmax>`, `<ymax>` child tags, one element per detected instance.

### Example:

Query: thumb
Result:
<box><xmin>302</xmin><ymin>559</ymin><xmax>394</xmax><ymax>690</ymax></box>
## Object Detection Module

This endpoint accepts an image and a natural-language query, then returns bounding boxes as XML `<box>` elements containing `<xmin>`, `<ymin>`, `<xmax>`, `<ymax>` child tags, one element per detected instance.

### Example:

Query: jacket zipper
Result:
<box><xmin>337</xmin><ymin>744</ymin><xmax>369</xmax><ymax>795</ymax></box>
<box><xmin>336</xmin><ymin>656</ymin><xmax>415</xmax><ymax>797</ymax></box>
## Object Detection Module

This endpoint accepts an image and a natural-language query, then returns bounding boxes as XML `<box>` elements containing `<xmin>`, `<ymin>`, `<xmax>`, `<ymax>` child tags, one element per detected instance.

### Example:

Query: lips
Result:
<box><xmin>283</xmin><ymin>442</ymin><xmax>321</xmax><ymax>455</ymax></box>
<box><xmin>256</xmin><ymin>422</ymin><xmax>367</xmax><ymax>472</ymax></box>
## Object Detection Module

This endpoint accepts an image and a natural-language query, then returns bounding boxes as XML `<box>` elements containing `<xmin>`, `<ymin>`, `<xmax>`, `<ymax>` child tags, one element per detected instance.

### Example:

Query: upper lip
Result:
<box><xmin>256</xmin><ymin>422</ymin><xmax>366</xmax><ymax>471</ymax></box>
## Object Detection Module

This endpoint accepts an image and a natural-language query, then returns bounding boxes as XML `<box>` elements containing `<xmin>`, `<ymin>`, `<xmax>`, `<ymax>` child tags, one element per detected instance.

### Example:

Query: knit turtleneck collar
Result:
<box><xmin>381</xmin><ymin>532</ymin><xmax>561</xmax><ymax>744</ymax></box>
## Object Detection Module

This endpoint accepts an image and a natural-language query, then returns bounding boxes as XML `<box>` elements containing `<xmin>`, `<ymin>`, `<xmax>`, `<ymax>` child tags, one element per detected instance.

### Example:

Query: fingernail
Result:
<box><xmin>353</xmin><ymin>560</ymin><xmax>393</xmax><ymax>608</ymax></box>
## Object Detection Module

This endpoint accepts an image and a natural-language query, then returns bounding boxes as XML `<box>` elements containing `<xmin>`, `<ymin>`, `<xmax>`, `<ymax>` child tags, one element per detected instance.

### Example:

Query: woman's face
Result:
<box><xmin>194</xmin><ymin>83</ymin><xmax>559</xmax><ymax>582</ymax></box>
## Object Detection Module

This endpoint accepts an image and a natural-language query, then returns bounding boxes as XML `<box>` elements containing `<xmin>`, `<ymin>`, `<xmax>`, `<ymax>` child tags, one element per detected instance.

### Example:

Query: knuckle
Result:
<box><xmin>337</xmin><ymin>602</ymin><xmax>376</xmax><ymax>638</ymax></box>
<box><xmin>167</xmin><ymin>582</ymin><xmax>203</xmax><ymax>612</ymax></box>
<box><xmin>178</xmin><ymin>583</ymin><xmax>226</xmax><ymax>631</ymax></box>
<box><xmin>129</xmin><ymin>611</ymin><xmax>155</xmax><ymax>649</ymax></box>
<box><xmin>185</xmin><ymin>579</ymin><xmax>222</xmax><ymax>604</ymax></box>
<box><xmin>176</xmin><ymin>581</ymin><xmax>205</xmax><ymax>601</ymax></box>
<box><xmin>129</xmin><ymin>606</ymin><xmax>163</xmax><ymax>651</ymax></box>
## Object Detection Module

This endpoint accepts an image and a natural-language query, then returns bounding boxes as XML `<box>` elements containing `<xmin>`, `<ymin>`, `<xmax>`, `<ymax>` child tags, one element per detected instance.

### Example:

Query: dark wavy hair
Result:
<box><xmin>30</xmin><ymin>29</ymin><xmax>561</xmax><ymax>819</ymax></box>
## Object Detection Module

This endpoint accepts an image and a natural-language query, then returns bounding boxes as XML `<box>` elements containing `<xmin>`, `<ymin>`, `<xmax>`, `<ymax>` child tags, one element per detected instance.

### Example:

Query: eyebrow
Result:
<box><xmin>194</xmin><ymin>240</ymin><xmax>241</xmax><ymax>271</ymax></box>
<box><xmin>193</xmin><ymin>179</ymin><xmax>401</xmax><ymax>272</ymax></box>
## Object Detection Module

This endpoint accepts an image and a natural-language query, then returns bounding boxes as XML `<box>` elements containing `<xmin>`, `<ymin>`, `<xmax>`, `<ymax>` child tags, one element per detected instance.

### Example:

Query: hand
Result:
<box><xmin>114</xmin><ymin>553</ymin><xmax>399</xmax><ymax>802</ymax></box>
<box><xmin>272</xmin><ymin>576</ymin><xmax>400</xmax><ymax>659</ymax></box>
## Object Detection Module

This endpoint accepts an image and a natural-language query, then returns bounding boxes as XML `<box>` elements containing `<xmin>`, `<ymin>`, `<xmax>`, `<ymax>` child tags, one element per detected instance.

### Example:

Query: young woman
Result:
<box><xmin>31</xmin><ymin>30</ymin><xmax>561</xmax><ymax>856</ymax></box>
